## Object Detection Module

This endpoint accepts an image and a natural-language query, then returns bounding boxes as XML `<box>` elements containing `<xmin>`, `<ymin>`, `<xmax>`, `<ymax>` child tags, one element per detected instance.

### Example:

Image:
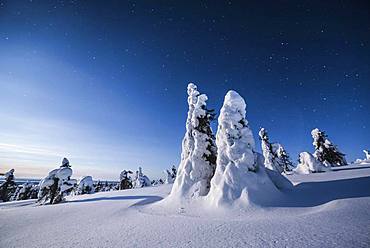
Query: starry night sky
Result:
<box><xmin>0</xmin><ymin>1</ymin><xmax>369</xmax><ymax>180</ymax></box>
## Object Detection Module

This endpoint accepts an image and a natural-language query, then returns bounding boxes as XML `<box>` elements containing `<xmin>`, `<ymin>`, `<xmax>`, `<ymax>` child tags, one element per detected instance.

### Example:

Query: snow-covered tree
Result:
<box><xmin>94</xmin><ymin>181</ymin><xmax>103</xmax><ymax>192</ymax></box>
<box><xmin>364</xmin><ymin>150</ymin><xmax>370</xmax><ymax>161</ymax></box>
<box><xmin>311</xmin><ymin>128</ymin><xmax>347</xmax><ymax>166</ymax></box>
<box><xmin>276</xmin><ymin>145</ymin><xmax>294</xmax><ymax>172</ymax></box>
<box><xmin>12</xmin><ymin>182</ymin><xmax>34</xmax><ymax>201</ymax></box>
<box><xmin>170</xmin><ymin>83</ymin><xmax>217</xmax><ymax>198</ymax></box>
<box><xmin>37</xmin><ymin>158</ymin><xmax>77</xmax><ymax>204</ymax></box>
<box><xmin>75</xmin><ymin>176</ymin><xmax>94</xmax><ymax>195</ymax></box>
<box><xmin>164</xmin><ymin>165</ymin><xmax>178</xmax><ymax>184</ymax></box>
<box><xmin>355</xmin><ymin>150</ymin><xmax>370</xmax><ymax>164</ymax></box>
<box><xmin>294</xmin><ymin>152</ymin><xmax>330</xmax><ymax>174</ymax></box>
<box><xmin>171</xmin><ymin>165</ymin><xmax>177</xmax><ymax>180</ymax></box>
<box><xmin>258</xmin><ymin>128</ymin><xmax>284</xmax><ymax>173</ymax></box>
<box><xmin>133</xmin><ymin>167</ymin><xmax>151</xmax><ymax>188</ymax></box>
<box><xmin>119</xmin><ymin>170</ymin><xmax>133</xmax><ymax>190</ymax></box>
<box><xmin>164</xmin><ymin>169</ymin><xmax>173</xmax><ymax>184</ymax></box>
<box><xmin>208</xmin><ymin>90</ymin><xmax>269</xmax><ymax>206</ymax></box>
<box><xmin>0</xmin><ymin>169</ymin><xmax>17</xmax><ymax>202</ymax></box>
<box><xmin>151</xmin><ymin>179</ymin><xmax>164</xmax><ymax>186</ymax></box>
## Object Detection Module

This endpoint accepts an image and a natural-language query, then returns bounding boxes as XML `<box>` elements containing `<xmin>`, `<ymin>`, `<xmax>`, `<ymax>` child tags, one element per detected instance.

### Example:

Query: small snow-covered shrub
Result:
<box><xmin>133</xmin><ymin>167</ymin><xmax>151</xmax><ymax>188</ymax></box>
<box><xmin>0</xmin><ymin>169</ymin><xmax>17</xmax><ymax>202</ymax></box>
<box><xmin>164</xmin><ymin>169</ymin><xmax>174</xmax><ymax>184</ymax></box>
<box><xmin>12</xmin><ymin>182</ymin><xmax>38</xmax><ymax>201</ymax></box>
<box><xmin>294</xmin><ymin>152</ymin><xmax>330</xmax><ymax>174</ymax></box>
<box><xmin>76</xmin><ymin>176</ymin><xmax>94</xmax><ymax>195</ymax></box>
<box><xmin>354</xmin><ymin>150</ymin><xmax>370</xmax><ymax>165</ymax></box>
<box><xmin>37</xmin><ymin>158</ymin><xmax>77</xmax><ymax>204</ymax></box>
<box><xmin>120</xmin><ymin>170</ymin><xmax>133</xmax><ymax>190</ymax></box>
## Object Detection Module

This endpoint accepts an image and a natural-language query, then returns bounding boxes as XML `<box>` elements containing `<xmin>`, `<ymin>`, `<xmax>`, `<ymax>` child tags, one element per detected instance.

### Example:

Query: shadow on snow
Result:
<box><xmin>264</xmin><ymin>175</ymin><xmax>370</xmax><ymax>208</ymax></box>
<box><xmin>68</xmin><ymin>195</ymin><xmax>163</xmax><ymax>206</ymax></box>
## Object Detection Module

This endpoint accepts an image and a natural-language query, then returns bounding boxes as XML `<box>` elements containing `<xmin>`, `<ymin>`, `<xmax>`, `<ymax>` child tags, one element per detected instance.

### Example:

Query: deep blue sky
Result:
<box><xmin>0</xmin><ymin>1</ymin><xmax>369</xmax><ymax>180</ymax></box>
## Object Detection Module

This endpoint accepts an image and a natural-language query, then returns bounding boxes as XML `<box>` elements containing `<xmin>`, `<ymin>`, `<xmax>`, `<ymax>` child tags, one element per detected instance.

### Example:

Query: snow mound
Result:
<box><xmin>207</xmin><ymin>90</ymin><xmax>279</xmax><ymax>207</ymax></box>
<box><xmin>294</xmin><ymin>152</ymin><xmax>330</xmax><ymax>174</ymax></box>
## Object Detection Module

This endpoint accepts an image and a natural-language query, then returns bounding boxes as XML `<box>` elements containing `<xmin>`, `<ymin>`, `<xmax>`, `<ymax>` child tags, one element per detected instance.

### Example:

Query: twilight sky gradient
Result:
<box><xmin>0</xmin><ymin>1</ymin><xmax>369</xmax><ymax>180</ymax></box>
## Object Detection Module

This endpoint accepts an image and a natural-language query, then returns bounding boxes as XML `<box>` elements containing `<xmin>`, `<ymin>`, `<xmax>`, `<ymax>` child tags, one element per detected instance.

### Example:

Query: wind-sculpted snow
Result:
<box><xmin>1</xmin><ymin>166</ymin><xmax>370</xmax><ymax>248</ymax></box>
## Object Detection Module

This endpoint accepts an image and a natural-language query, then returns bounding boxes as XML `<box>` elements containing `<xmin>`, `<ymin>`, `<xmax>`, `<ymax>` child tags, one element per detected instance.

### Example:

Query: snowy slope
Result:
<box><xmin>1</xmin><ymin>166</ymin><xmax>370</xmax><ymax>248</ymax></box>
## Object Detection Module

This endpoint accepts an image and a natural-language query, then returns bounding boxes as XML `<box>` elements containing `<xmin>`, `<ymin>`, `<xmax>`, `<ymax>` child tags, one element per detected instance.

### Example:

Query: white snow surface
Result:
<box><xmin>1</xmin><ymin>165</ymin><xmax>370</xmax><ymax>248</ymax></box>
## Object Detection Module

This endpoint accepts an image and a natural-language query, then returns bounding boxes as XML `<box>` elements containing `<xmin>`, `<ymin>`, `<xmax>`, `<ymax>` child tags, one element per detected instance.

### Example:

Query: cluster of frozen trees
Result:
<box><xmin>119</xmin><ymin>166</ymin><xmax>152</xmax><ymax>190</ymax></box>
<box><xmin>257</xmin><ymin>126</ymin><xmax>348</xmax><ymax>175</ymax></box>
<box><xmin>168</xmin><ymin>83</ymin><xmax>292</xmax><ymax>206</ymax></box>
<box><xmin>294</xmin><ymin>128</ymin><xmax>348</xmax><ymax>174</ymax></box>
<box><xmin>167</xmin><ymin>83</ymin><xmax>359</xmax><ymax>206</ymax></box>
<box><xmin>354</xmin><ymin>150</ymin><xmax>370</xmax><ymax>164</ymax></box>
<box><xmin>37</xmin><ymin>158</ymin><xmax>77</xmax><ymax>204</ymax></box>
<box><xmin>1</xmin><ymin>160</ymin><xmax>174</xmax><ymax>204</ymax></box>
<box><xmin>258</xmin><ymin>128</ymin><xmax>294</xmax><ymax>174</ymax></box>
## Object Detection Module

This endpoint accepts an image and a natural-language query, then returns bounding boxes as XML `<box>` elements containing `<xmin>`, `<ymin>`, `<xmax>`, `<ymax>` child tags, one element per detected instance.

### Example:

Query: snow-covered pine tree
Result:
<box><xmin>276</xmin><ymin>145</ymin><xmax>294</xmax><ymax>172</ymax></box>
<box><xmin>0</xmin><ymin>169</ymin><xmax>17</xmax><ymax>202</ymax></box>
<box><xmin>164</xmin><ymin>169</ymin><xmax>173</xmax><ymax>184</ymax></box>
<box><xmin>311</xmin><ymin>128</ymin><xmax>347</xmax><ymax>166</ymax></box>
<box><xmin>363</xmin><ymin>150</ymin><xmax>370</xmax><ymax>161</ymax></box>
<box><xmin>258</xmin><ymin>128</ymin><xmax>284</xmax><ymax>173</ymax></box>
<box><xmin>207</xmin><ymin>90</ymin><xmax>262</xmax><ymax>205</ymax></box>
<box><xmin>13</xmin><ymin>182</ymin><xmax>33</xmax><ymax>201</ymax></box>
<box><xmin>170</xmin><ymin>83</ymin><xmax>217</xmax><ymax>198</ymax></box>
<box><xmin>133</xmin><ymin>167</ymin><xmax>151</xmax><ymax>188</ymax></box>
<box><xmin>171</xmin><ymin>165</ymin><xmax>177</xmax><ymax>180</ymax></box>
<box><xmin>76</xmin><ymin>176</ymin><xmax>94</xmax><ymax>195</ymax></box>
<box><xmin>37</xmin><ymin>158</ymin><xmax>77</xmax><ymax>204</ymax></box>
<box><xmin>119</xmin><ymin>170</ymin><xmax>133</xmax><ymax>190</ymax></box>
<box><xmin>94</xmin><ymin>181</ymin><xmax>103</xmax><ymax>192</ymax></box>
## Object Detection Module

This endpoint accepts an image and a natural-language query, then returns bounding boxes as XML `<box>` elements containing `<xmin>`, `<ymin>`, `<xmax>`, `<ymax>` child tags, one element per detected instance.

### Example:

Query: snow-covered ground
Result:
<box><xmin>1</xmin><ymin>165</ymin><xmax>370</xmax><ymax>248</ymax></box>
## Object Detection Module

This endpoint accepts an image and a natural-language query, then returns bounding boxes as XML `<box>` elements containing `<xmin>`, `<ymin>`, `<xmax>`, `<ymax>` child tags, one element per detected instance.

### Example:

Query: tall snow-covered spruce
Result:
<box><xmin>276</xmin><ymin>145</ymin><xmax>294</xmax><ymax>172</ymax></box>
<box><xmin>207</xmin><ymin>91</ymin><xmax>279</xmax><ymax>207</ymax></box>
<box><xmin>311</xmin><ymin>128</ymin><xmax>347</xmax><ymax>166</ymax></box>
<box><xmin>259</xmin><ymin>128</ymin><xmax>284</xmax><ymax>173</ymax></box>
<box><xmin>259</xmin><ymin>128</ymin><xmax>293</xmax><ymax>173</ymax></box>
<box><xmin>170</xmin><ymin>83</ymin><xmax>217</xmax><ymax>199</ymax></box>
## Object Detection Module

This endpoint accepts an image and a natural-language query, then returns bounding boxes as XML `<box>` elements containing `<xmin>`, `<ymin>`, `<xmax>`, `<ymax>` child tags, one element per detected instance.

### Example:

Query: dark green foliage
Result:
<box><xmin>120</xmin><ymin>170</ymin><xmax>133</xmax><ymax>190</ymax></box>
<box><xmin>313</xmin><ymin>130</ymin><xmax>347</xmax><ymax>166</ymax></box>
<box><xmin>277</xmin><ymin>148</ymin><xmax>294</xmax><ymax>172</ymax></box>
<box><xmin>0</xmin><ymin>169</ymin><xmax>17</xmax><ymax>202</ymax></box>
<box><xmin>194</xmin><ymin>107</ymin><xmax>217</xmax><ymax>170</ymax></box>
